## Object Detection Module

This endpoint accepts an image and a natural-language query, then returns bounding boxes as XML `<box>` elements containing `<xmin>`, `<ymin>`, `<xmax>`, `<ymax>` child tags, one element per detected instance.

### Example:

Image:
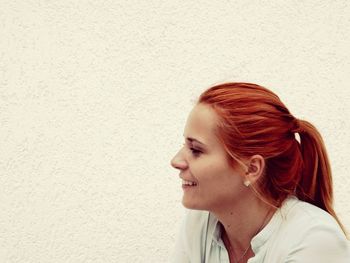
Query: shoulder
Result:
<box><xmin>173</xmin><ymin>209</ymin><xmax>212</xmax><ymax>262</ymax></box>
<box><xmin>182</xmin><ymin>209</ymin><xmax>212</xmax><ymax>246</ymax></box>
<box><xmin>277</xmin><ymin>197</ymin><xmax>350</xmax><ymax>262</ymax></box>
<box><xmin>280</xmin><ymin>197</ymin><xmax>345</xmax><ymax>236</ymax></box>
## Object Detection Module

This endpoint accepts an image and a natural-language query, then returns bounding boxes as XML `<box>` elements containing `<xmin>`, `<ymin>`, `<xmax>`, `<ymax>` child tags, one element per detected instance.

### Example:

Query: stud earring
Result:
<box><xmin>243</xmin><ymin>180</ymin><xmax>251</xmax><ymax>187</ymax></box>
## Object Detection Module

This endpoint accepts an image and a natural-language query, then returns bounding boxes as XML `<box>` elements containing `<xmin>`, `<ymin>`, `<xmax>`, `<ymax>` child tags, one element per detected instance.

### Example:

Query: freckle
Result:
<box><xmin>227</xmin><ymin>224</ymin><xmax>231</xmax><ymax>228</ymax></box>
<box><xmin>230</xmin><ymin>212</ymin><xmax>233</xmax><ymax>215</ymax></box>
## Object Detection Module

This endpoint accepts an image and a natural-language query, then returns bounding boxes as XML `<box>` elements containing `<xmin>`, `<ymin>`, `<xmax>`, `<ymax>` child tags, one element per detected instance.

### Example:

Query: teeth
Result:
<box><xmin>182</xmin><ymin>180</ymin><xmax>197</xmax><ymax>186</ymax></box>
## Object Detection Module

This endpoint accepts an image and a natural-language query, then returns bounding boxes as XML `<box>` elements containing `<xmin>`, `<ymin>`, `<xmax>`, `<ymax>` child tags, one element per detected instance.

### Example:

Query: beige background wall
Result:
<box><xmin>1</xmin><ymin>1</ymin><xmax>349</xmax><ymax>262</ymax></box>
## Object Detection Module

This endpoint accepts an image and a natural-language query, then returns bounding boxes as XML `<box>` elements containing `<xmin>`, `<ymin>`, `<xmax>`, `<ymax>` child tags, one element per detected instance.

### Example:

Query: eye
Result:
<box><xmin>190</xmin><ymin>147</ymin><xmax>202</xmax><ymax>157</ymax></box>
<box><xmin>182</xmin><ymin>143</ymin><xmax>202</xmax><ymax>157</ymax></box>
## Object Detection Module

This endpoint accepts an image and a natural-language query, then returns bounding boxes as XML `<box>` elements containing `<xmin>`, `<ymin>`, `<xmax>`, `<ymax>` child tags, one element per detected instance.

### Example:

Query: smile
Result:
<box><xmin>182</xmin><ymin>180</ymin><xmax>197</xmax><ymax>186</ymax></box>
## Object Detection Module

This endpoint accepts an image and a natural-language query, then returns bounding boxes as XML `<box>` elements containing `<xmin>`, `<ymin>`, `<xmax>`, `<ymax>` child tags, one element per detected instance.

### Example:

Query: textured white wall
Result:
<box><xmin>1</xmin><ymin>1</ymin><xmax>349</xmax><ymax>262</ymax></box>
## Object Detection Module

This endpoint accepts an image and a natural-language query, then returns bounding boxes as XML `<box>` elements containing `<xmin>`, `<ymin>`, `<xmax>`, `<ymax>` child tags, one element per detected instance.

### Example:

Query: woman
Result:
<box><xmin>170</xmin><ymin>83</ymin><xmax>349</xmax><ymax>263</ymax></box>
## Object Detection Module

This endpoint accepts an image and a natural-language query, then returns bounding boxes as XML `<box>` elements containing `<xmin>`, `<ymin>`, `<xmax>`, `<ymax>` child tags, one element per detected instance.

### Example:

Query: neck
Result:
<box><xmin>212</xmin><ymin>195</ymin><xmax>276</xmax><ymax>252</ymax></box>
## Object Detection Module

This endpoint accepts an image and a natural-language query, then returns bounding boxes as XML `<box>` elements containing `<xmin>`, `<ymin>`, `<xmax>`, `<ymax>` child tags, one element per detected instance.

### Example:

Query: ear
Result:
<box><xmin>244</xmin><ymin>155</ymin><xmax>265</xmax><ymax>185</ymax></box>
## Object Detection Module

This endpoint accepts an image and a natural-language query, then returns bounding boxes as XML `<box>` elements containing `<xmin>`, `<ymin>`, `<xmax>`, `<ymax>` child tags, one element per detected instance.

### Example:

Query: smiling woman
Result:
<box><xmin>170</xmin><ymin>83</ymin><xmax>350</xmax><ymax>263</ymax></box>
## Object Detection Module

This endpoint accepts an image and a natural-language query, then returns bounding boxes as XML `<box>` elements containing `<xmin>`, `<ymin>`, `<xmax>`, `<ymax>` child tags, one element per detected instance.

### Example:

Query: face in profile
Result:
<box><xmin>171</xmin><ymin>103</ymin><xmax>248</xmax><ymax>212</ymax></box>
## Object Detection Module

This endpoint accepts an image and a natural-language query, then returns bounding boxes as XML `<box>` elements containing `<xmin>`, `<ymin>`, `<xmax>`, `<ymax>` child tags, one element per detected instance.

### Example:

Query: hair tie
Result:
<box><xmin>291</xmin><ymin>118</ymin><xmax>301</xmax><ymax>134</ymax></box>
<box><xmin>290</xmin><ymin>118</ymin><xmax>302</xmax><ymax>143</ymax></box>
<box><xmin>291</xmin><ymin>118</ymin><xmax>306</xmax><ymax>134</ymax></box>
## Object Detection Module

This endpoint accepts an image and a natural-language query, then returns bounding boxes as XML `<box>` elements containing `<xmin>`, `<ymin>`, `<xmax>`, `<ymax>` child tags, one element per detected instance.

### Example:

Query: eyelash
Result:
<box><xmin>183</xmin><ymin>143</ymin><xmax>202</xmax><ymax>157</ymax></box>
<box><xmin>190</xmin><ymin>148</ymin><xmax>202</xmax><ymax>157</ymax></box>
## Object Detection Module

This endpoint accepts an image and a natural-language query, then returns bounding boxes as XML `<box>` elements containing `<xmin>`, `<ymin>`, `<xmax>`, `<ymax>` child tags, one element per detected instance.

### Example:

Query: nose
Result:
<box><xmin>170</xmin><ymin>148</ymin><xmax>188</xmax><ymax>170</ymax></box>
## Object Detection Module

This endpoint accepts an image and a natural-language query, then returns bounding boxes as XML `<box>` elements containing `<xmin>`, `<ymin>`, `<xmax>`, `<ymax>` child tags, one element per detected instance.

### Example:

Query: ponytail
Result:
<box><xmin>293</xmin><ymin>119</ymin><xmax>347</xmax><ymax>236</ymax></box>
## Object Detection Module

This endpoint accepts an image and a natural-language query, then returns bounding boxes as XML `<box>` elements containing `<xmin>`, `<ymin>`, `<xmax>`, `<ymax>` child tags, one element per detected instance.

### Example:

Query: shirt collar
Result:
<box><xmin>209</xmin><ymin>195</ymin><xmax>299</xmax><ymax>251</ymax></box>
<box><xmin>210</xmin><ymin>214</ymin><xmax>225</xmax><ymax>248</ymax></box>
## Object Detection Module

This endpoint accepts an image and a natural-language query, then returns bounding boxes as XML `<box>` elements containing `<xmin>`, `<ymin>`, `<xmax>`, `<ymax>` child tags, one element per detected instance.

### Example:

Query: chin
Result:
<box><xmin>182</xmin><ymin>198</ymin><xmax>206</xmax><ymax>210</ymax></box>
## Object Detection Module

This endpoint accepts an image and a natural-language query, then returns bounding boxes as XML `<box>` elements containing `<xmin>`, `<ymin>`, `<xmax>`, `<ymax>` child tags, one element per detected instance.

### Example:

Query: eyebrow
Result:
<box><xmin>184</xmin><ymin>136</ymin><xmax>207</xmax><ymax>147</ymax></box>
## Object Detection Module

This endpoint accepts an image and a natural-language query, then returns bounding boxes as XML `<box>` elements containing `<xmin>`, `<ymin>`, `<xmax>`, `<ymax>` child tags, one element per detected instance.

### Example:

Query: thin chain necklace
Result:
<box><xmin>232</xmin><ymin>242</ymin><xmax>250</xmax><ymax>263</ymax></box>
<box><xmin>222</xmin><ymin>208</ymin><xmax>273</xmax><ymax>263</ymax></box>
<box><xmin>222</xmin><ymin>231</ymin><xmax>250</xmax><ymax>263</ymax></box>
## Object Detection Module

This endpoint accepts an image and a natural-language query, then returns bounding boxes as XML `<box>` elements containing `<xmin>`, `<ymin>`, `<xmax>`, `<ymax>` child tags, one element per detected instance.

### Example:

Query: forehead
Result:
<box><xmin>184</xmin><ymin>103</ymin><xmax>220</xmax><ymax>145</ymax></box>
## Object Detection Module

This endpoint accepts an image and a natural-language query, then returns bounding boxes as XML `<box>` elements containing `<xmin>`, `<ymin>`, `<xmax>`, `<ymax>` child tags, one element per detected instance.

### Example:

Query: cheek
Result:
<box><xmin>190</xmin><ymin>154</ymin><xmax>240</xmax><ymax>183</ymax></box>
<box><xmin>195</xmin><ymin>163</ymin><xmax>233</xmax><ymax>183</ymax></box>
<box><xmin>208</xmin><ymin>172</ymin><xmax>246</xmax><ymax>201</ymax></box>
<box><xmin>205</xmin><ymin>165</ymin><xmax>243</xmax><ymax>189</ymax></box>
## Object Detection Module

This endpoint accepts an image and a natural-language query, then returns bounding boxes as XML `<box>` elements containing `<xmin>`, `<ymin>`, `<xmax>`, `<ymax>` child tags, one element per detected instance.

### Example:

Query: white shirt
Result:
<box><xmin>173</xmin><ymin>196</ymin><xmax>350</xmax><ymax>262</ymax></box>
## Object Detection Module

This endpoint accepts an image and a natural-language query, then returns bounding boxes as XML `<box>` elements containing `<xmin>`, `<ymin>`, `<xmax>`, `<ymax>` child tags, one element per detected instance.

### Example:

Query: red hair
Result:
<box><xmin>198</xmin><ymin>82</ymin><xmax>346</xmax><ymax>235</ymax></box>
